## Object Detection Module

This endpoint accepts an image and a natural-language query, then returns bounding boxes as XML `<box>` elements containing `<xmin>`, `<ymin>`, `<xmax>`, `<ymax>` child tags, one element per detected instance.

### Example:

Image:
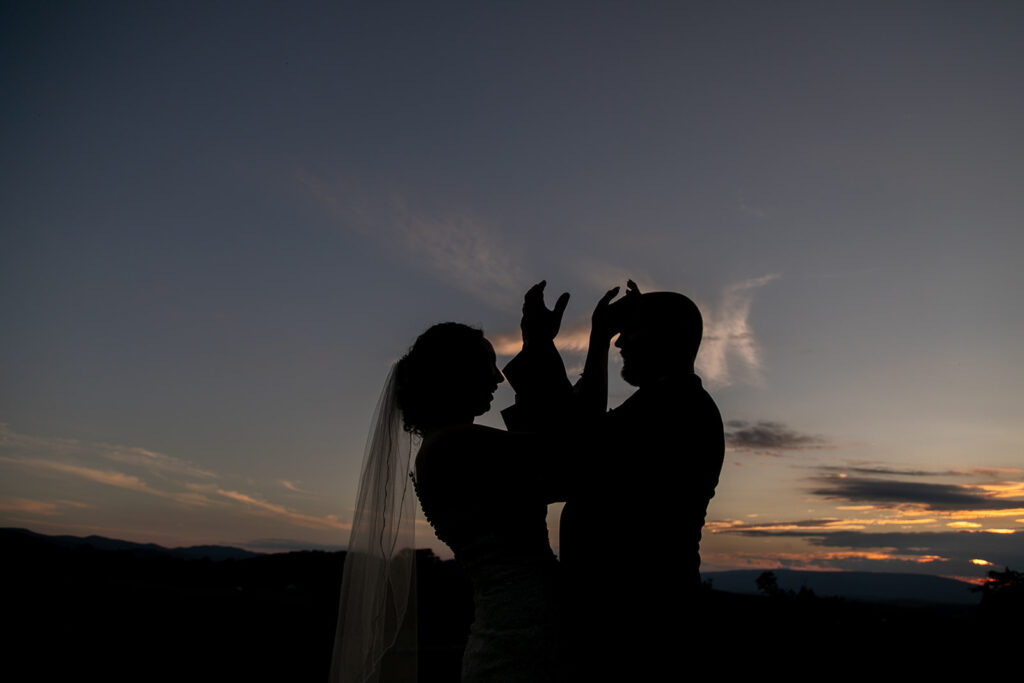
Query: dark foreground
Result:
<box><xmin>6</xmin><ymin>529</ymin><xmax>1017</xmax><ymax>681</ymax></box>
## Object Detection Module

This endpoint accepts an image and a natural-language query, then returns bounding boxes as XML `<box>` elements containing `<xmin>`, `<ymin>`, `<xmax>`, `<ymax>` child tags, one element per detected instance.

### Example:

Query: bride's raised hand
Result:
<box><xmin>521</xmin><ymin>280</ymin><xmax>570</xmax><ymax>346</ymax></box>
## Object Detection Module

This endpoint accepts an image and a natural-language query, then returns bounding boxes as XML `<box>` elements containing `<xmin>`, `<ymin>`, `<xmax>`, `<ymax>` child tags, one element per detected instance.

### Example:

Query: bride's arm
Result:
<box><xmin>501</xmin><ymin>281</ymin><xmax>573</xmax><ymax>432</ymax></box>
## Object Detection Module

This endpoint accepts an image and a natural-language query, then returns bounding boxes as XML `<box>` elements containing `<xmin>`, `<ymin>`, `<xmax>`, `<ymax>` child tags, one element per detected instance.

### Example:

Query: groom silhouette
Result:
<box><xmin>502</xmin><ymin>280</ymin><xmax>725</xmax><ymax>678</ymax></box>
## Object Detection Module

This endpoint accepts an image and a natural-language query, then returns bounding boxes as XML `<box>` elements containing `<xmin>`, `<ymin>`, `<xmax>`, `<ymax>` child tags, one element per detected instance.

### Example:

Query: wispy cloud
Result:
<box><xmin>100</xmin><ymin>446</ymin><xmax>217</xmax><ymax>480</ymax></box>
<box><xmin>709</xmin><ymin>528</ymin><xmax>1023</xmax><ymax>570</ymax></box>
<box><xmin>304</xmin><ymin>176</ymin><xmax>528</xmax><ymax>309</ymax></box>
<box><xmin>0</xmin><ymin>424</ymin><xmax>348</xmax><ymax>537</ymax></box>
<box><xmin>810</xmin><ymin>475</ymin><xmax>1024</xmax><ymax>511</ymax></box>
<box><xmin>815</xmin><ymin>464</ymin><xmax>962</xmax><ymax>477</ymax></box>
<box><xmin>0</xmin><ymin>497</ymin><xmax>61</xmax><ymax>516</ymax></box>
<box><xmin>279</xmin><ymin>479</ymin><xmax>313</xmax><ymax>494</ymax></box>
<box><xmin>0</xmin><ymin>455</ymin><xmax>213</xmax><ymax>507</ymax></box>
<box><xmin>702</xmin><ymin>549</ymin><xmax>951</xmax><ymax>573</ymax></box>
<box><xmin>490</xmin><ymin>317</ymin><xmax>593</xmax><ymax>359</ymax></box>
<box><xmin>0</xmin><ymin>423</ymin><xmax>214</xmax><ymax>482</ymax></box>
<box><xmin>725</xmin><ymin>420</ymin><xmax>830</xmax><ymax>456</ymax></box>
<box><xmin>216</xmin><ymin>489</ymin><xmax>348</xmax><ymax>531</ymax></box>
<box><xmin>698</xmin><ymin>274</ymin><xmax>777</xmax><ymax>386</ymax></box>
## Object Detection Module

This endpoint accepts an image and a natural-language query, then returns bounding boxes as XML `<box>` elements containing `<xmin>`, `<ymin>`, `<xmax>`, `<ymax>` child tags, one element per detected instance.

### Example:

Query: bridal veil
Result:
<box><xmin>331</xmin><ymin>365</ymin><xmax>418</xmax><ymax>683</ymax></box>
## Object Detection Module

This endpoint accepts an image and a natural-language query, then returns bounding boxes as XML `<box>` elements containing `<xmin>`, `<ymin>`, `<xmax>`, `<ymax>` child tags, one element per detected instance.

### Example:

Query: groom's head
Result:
<box><xmin>614</xmin><ymin>291</ymin><xmax>703</xmax><ymax>387</ymax></box>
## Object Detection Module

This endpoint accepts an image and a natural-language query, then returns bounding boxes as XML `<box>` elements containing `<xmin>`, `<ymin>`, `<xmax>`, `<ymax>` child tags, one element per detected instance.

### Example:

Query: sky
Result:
<box><xmin>2</xmin><ymin>1</ymin><xmax>1022</xmax><ymax>581</ymax></box>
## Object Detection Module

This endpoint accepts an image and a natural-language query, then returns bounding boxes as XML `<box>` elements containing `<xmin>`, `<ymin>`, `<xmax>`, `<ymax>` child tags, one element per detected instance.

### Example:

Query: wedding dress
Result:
<box><xmin>332</xmin><ymin>368</ymin><xmax>563</xmax><ymax>683</ymax></box>
<box><xmin>412</xmin><ymin>430</ymin><xmax>563</xmax><ymax>682</ymax></box>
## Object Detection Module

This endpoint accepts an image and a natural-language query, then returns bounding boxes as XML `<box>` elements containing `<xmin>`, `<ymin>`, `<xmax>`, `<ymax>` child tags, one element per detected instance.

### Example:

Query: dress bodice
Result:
<box><xmin>412</xmin><ymin>466</ymin><xmax>557</xmax><ymax>585</ymax></box>
<box><xmin>411</xmin><ymin>427</ymin><xmax>564</xmax><ymax>681</ymax></box>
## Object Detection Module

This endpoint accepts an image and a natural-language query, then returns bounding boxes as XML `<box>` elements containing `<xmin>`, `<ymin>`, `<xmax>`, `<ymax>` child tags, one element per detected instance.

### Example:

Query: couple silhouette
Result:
<box><xmin>332</xmin><ymin>281</ymin><xmax>725</xmax><ymax>682</ymax></box>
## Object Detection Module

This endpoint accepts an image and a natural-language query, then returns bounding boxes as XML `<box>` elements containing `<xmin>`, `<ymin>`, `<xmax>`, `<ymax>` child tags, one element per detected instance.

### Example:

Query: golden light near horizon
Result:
<box><xmin>945</xmin><ymin>508</ymin><xmax>1024</xmax><ymax>520</ymax></box>
<box><xmin>976</xmin><ymin>482</ymin><xmax>1024</xmax><ymax>498</ymax></box>
<box><xmin>970</xmin><ymin>559</ymin><xmax>994</xmax><ymax>566</ymax></box>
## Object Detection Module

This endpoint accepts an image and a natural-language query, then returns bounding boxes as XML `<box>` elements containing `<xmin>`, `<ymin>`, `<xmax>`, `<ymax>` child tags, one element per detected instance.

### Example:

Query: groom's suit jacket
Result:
<box><xmin>502</xmin><ymin>339</ymin><xmax>724</xmax><ymax>635</ymax></box>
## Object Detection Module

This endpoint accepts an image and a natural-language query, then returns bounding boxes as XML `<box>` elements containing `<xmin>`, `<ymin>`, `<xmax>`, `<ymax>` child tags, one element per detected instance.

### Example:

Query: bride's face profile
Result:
<box><xmin>465</xmin><ymin>338</ymin><xmax>504</xmax><ymax>416</ymax></box>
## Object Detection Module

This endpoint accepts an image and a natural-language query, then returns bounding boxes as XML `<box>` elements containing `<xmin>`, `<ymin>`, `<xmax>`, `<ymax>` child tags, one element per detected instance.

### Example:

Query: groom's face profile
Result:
<box><xmin>616</xmin><ymin>324</ymin><xmax>658</xmax><ymax>387</ymax></box>
<box><xmin>614</xmin><ymin>291</ymin><xmax>702</xmax><ymax>386</ymax></box>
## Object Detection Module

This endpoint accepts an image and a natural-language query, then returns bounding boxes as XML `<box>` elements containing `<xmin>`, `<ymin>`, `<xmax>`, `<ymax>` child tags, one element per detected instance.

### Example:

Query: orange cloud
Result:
<box><xmin>974</xmin><ymin>481</ymin><xmax>1024</xmax><ymax>498</ymax></box>
<box><xmin>216</xmin><ymin>489</ymin><xmax>349</xmax><ymax>531</ymax></box>
<box><xmin>2</xmin><ymin>457</ymin><xmax>213</xmax><ymax>507</ymax></box>
<box><xmin>491</xmin><ymin>319</ymin><xmax>593</xmax><ymax>358</ymax></box>
<box><xmin>945</xmin><ymin>508</ymin><xmax>1024</xmax><ymax>520</ymax></box>
<box><xmin>0</xmin><ymin>497</ymin><xmax>60</xmax><ymax>516</ymax></box>
<box><xmin>703</xmin><ymin>549</ymin><xmax>949</xmax><ymax>571</ymax></box>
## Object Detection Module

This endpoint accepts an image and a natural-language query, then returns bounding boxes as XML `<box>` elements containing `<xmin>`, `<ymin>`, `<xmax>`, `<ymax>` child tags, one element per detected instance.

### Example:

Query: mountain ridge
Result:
<box><xmin>4</xmin><ymin>527</ymin><xmax>983</xmax><ymax>604</ymax></box>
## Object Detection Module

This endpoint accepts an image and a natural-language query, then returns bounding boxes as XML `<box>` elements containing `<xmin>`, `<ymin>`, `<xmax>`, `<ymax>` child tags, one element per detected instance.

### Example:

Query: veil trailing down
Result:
<box><xmin>331</xmin><ymin>365</ymin><xmax>419</xmax><ymax>683</ymax></box>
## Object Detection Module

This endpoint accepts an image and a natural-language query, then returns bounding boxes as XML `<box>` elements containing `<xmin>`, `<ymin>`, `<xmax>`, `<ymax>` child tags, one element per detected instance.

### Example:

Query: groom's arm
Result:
<box><xmin>571</xmin><ymin>286</ymin><xmax>620</xmax><ymax>417</ymax></box>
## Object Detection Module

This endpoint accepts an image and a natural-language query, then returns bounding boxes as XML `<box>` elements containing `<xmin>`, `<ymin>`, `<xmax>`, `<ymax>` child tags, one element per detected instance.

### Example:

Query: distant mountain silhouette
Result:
<box><xmin>706</xmin><ymin>568</ymin><xmax>979</xmax><ymax>605</ymax></box>
<box><xmin>2</xmin><ymin>527</ymin><xmax>263</xmax><ymax>560</ymax></box>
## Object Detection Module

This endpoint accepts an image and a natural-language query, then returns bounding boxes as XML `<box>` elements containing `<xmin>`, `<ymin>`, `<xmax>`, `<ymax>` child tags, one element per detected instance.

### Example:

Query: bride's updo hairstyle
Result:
<box><xmin>395</xmin><ymin>322</ymin><xmax>488</xmax><ymax>436</ymax></box>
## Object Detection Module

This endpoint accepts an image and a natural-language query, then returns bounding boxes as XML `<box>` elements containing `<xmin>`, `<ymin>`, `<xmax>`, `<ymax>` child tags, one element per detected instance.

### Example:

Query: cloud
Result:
<box><xmin>815</xmin><ymin>464</ymin><xmax>961</xmax><ymax>477</ymax></box>
<box><xmin>703</xmin><ymin>549</ymin><xmax>952</xmax><ymax>573</ymax></box>
<box><xmin>698</xmin><ymin>274</ymin><xmax>777</xmax><ymax>386</ymax></box>
<box><xmin>0</xmin><ymin>456</ymin><xmax>213</xmax><ymax>507</ymax></box>
<box><xmin>707</xmin><ymin>518</ymin><xmax>857</xmax><ymax>532</ymax></box>
<box><xmin>100</xmin><ymin>446</ymin><xmax>217</xmax><ymax>480</ymax></box>
<box><xmin>975</xmin><ymin>481</ymin><xmax>1024</xmax><ymax>498</ymax></box>
<box><xmin>714</xmin><ymin>529</ymin><xmax>1024</xmax><ymax>570</ymax></box>
<box><xmin>809</xmin><ymin>531</ymin><xmax>1023</xmax><ymax>562</ymax></box>
<box><xmin>0</xmin><ymin>423</ymin><xmax>215</xmax><ymax>482</ymax></box>
<box><xmin>304</xmin><ymin>177</ymin><xmax>528</xmax><ymax>309</ymax></box>
<box><xmin>0</xmin><ymin>424</ymin><xmax>348</xmax><ymax>537</ymax></box>
<box><xmin>725</xmin><ymin>420</ymin><xmax>830</xmax><ymax>455</ymax></box>
<box><xmin>216</xmin><ymin>490</ymin><xmax>349</xmax><ymax>531</ymax></box>
<box><xmin>706</xmin><ymin>516</ymin><xmax>941</xmax><ymax>534</ymax></box>
<box><xmin>279</xmin><ymin>479</ymin><xmax>313</xmax><ymax>494</ymax></box>
<box><xmin>490</xmin><ymin>317</ymin><xmax>593</xmax><ymax>359</ymax></box>
<box><xmin>810</xmin><ymin>476</ymin><xmax>1024</xmax><ymax>511</ymax></box>
<box><xmin>969</xmin><ymin>467</ymin><xmax>1024</xmax><ymax>478</ymax></box>
<box><xmin>0</xmin><ymin>497</ymin><xmax>61</xmax><ymax>516</ymax></box>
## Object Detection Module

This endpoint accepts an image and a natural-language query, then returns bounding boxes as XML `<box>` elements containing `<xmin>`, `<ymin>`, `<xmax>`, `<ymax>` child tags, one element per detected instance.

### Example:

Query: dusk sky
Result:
<box><xmin>3</xmin><ymin>1</ymin><xmax>1022</xmax><ymax>581</ymax></box>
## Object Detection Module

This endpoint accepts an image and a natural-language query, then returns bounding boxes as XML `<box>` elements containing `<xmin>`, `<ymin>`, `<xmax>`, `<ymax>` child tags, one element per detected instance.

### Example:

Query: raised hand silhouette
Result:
<box><xmin>520</xmin><ymin>280</ymin><xmax>570</xmax><ymax>346</ymax></box>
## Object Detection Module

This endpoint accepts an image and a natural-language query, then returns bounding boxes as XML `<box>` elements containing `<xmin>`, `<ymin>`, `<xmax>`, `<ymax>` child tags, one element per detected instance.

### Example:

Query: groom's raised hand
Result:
<box><xmin>521</xmin><ymin>280</ymin><xmax>570</xmax><ymax>346</ymax></box>
<box><xmin>590</xmin><ymin>285</ymin><xmax>622</xmax><ymax>344</ymax></box>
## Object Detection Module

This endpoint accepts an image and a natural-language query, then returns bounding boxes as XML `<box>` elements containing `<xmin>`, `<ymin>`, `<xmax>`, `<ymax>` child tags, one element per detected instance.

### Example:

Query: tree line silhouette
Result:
<box><xmin>6</xmin><ymin>529</ymin><xmax>1016</xmax><ymax>680</ymax></box>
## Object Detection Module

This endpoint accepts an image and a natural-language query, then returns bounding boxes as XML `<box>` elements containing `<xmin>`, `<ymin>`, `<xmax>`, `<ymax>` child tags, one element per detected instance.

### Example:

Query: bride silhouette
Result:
<box><xmin>331</xmin><ymin>323</ymin><xmax>565</xmax><ymax>683</ymax></box>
